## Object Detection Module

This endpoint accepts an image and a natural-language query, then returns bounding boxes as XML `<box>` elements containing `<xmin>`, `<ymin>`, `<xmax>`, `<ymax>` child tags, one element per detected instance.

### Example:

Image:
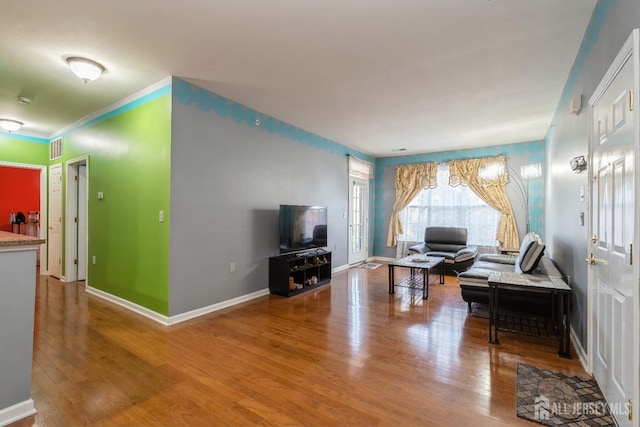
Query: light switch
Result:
<box><xmin>159</xmin><ymin>211</ymin><xmax>164</xmax><ymax>222</ymax></box>
<box><xmin>97</xmin><ymin>192</ymin><xmax>104</xmax><ymax>199</ymax></box>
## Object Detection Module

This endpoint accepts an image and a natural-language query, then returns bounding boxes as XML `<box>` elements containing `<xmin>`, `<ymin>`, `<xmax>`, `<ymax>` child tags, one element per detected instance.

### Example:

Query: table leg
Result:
<box><xmin>423</xmin><ymin>268</ymin><xmax>428</xmax><ymax>299</ymax></box>
<box><xmin>558</xmin><ymin>291</ymin><xmax>571</xmax><ymax>358</ymax></box>
<box><xmin>488</xmin><ymin>283</ymin><xmax>499</xmax><ymax>344</ymax></box>
<box><xmin>388</xmin><ymin>264</ymin><xmax>395</xmax><ymax>294</ymax></box>
<box><xmin>439</xmin><ymin>262</ymin><xmax>444</xmax><ymax>284</ymax></box>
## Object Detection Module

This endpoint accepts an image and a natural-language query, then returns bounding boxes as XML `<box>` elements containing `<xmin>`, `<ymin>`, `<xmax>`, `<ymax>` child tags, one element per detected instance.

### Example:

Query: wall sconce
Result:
<box><xmin>0</xmin><ymin>119</ymin><xmax>23</xmax><ymax>133</ymax></box>
<box><xmin>570</xmin><ymin>155</ymin><xmax>588</xmax><ymax>173</ymax></box>
<box><xmin>520</xmin><ymin>163</ymin><xmax>542</xmax><ymax>179</ymax></box>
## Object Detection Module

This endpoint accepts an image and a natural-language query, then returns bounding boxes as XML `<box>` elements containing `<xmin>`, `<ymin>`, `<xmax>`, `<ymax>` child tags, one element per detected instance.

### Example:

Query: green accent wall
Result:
<box><xmin>56</xmin><ymin>94</ymin><xmax>172</xmax><ymax>315</ymax></box>
<box><xmin>0</xmin><ymin>135</ymin><xmax>49</xmax><ymax>165</ymax></box>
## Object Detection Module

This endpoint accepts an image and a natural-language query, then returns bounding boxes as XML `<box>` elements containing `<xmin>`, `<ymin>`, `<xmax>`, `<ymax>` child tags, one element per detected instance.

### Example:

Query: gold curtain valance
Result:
<box><xmin>386</xmin><ymin>162</ymin><xmax>439</xmax><ymax>247</ymax></box>
<box><xmin>448</xmin><ymin>156</ymin><xmax>519</xmax><ymax>248</ymax></box>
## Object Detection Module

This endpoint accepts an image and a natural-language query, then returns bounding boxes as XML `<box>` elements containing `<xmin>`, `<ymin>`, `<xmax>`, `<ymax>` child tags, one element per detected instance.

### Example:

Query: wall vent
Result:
<box><xmin>50</xmin><ymin>138</ymin><xmax>63</xmax><ymax>160</ymax></box>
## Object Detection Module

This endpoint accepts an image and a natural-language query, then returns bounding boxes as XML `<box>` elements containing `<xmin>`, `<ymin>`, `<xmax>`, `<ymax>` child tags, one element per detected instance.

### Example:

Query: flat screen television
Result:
<box><xmin>279</xmin><ymin>205</ymin><xmax>328</xmax><ymax>253</ymax></box>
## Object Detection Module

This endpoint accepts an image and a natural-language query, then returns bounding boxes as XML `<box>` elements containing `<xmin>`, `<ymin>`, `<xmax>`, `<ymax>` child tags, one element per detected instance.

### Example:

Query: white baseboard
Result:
<box><xmin>0</xmin><ymin>399</ymin><xmax>36</xmax><ymax>427</ymax></box>
<box><xmin>371</xmin><ymin>256</ymin><xmax>395</xmax><ymax>262</ymax></box>
<box><xmin>332</xmin><ymin>264</ymin><xmax>349</xmax><ymax>273</ymax></box>
<box><xmin>85</xmin><ymin>285</ymin><xmax>269</xmax><ymax>326</ymax></box>
<box><xmin>570</xmin><ymin>327</ymin><xmax>590</xmax><ymax>374</ymax></box>
<box><xmin>166</xmin><ymin>288</ymin><xmax>270</xmax><ymax>325</ymax></box>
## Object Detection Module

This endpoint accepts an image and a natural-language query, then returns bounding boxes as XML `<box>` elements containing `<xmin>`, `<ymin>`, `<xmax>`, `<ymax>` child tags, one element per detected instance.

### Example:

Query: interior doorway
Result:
<box><xmin>348</xmin><ymin>177</ymin><xmax>369</xmax><ymax>265</ymax></box>
<box><xmin>347</xmin><ymin>156</ymin><xmax>373</xmax><ymax>265</ymax></box>
<box><xmin>0</xmin><ymin>161</ymin><xmax>47</xmax><ymax>272</ymax></box>
<box><xmin>65</xmin><ymin>156</ymin><xmax>89</xmax><ymax>282</ymax></box>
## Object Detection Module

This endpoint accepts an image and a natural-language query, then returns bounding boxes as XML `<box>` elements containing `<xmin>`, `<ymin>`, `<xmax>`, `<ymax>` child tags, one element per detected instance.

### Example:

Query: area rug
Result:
<box><xmin>358</xmin><ymin>262</ymin><xmax>382</xmax><ymax>270</ymax></box>
<box><xmin>516</xmin><ymin>363</ymin><xmax>615</xmax><ymax>426</ymax></box>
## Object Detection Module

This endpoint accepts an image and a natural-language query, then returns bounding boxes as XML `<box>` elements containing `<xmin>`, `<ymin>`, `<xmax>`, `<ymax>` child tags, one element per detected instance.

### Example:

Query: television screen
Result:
<box><xmin>279</xmin><ymin>205</ymin><xmax>327</xmax><ymax>253</ymax></box>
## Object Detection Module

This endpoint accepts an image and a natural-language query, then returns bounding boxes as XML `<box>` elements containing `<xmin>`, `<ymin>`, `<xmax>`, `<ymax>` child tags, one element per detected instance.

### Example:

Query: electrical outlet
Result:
<box><xmin>92</xmin><ymin>256</ymin><xmax>96</xmax><ymax>265</ymax></box>
<box><xmin>230</xmin><ymin>262</ymin><xmax>236</xmax><ymax>272</ymax></box>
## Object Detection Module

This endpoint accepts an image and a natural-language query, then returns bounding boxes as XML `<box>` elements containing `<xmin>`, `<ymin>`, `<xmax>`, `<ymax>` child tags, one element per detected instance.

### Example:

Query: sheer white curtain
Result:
<box><xmin>397</xmin><ymin>166</ymin><xmax>501</xmax><ymax>248</ymax></box>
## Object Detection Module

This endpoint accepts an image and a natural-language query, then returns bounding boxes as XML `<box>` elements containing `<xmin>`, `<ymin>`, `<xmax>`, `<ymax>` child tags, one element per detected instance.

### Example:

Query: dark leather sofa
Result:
<box><xmin>457</xmin><ymin>232</ymin><xmax>560</xmax><ymax>315</ymax></box>
<box><xmin>408</xmin><ymin>226</ymin><xmax>478</xmax><ymax>275</ymax></box>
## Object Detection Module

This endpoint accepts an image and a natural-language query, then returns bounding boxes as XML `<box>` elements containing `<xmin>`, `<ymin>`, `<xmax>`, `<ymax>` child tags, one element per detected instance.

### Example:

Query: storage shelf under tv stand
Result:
<box><xmin>269</xmin><ymin>249</ymin><xmax>331</xmax><ymax>297</ymax></box>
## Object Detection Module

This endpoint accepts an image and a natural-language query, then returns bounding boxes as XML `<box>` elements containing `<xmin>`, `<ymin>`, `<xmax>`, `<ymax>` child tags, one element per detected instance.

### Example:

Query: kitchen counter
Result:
<box><xmin>0</xmin><ymin>230</ymin><xmax>45</xmax><ymax>248</ymax></box>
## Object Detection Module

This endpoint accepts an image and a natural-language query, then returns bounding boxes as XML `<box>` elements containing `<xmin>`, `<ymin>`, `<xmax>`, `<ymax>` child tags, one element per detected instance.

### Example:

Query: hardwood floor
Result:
<box><xmin>11</xmin><ymin>264</ymin><xmax>587</xmax><ymax>426</ymax></box>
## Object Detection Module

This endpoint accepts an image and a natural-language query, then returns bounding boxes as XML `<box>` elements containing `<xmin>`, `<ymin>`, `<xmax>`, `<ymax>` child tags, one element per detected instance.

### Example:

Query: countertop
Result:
<box><xmin>0</xmin><ymin>230</ymin><xmax>45</xmax><ymax>248</ymax></box>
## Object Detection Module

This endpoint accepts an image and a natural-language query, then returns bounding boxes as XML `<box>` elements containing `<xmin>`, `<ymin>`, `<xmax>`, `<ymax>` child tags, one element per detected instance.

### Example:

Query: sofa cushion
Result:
<box><xmin>454</xmin><ymin>246</ymin><xmax>479</xmax><ymax>263</ymax></box>
<box><xmin>427</xmin><ymin>243</ymin><xmax>466</xmax><ymax>253</ymax></box>
<box><xmin>458</xmin><ymin>261</ymin><xmax>514</xmax><ymax>284</ymax></box>
<box><xmin>424</xmin><ymin>226</ymin><xmax>467</xmax><ymax>246</ymax></box>
<box><xmin>515</xmin><ymin>233</ymin><xmax>545</xmax><ymax>273</ymax></box>
<box><xmin>427</xmin><ymin>250</ymin><xmax>456</xmax><ymax>261</ymax></box>
<box><xmin>514</xmin><ymin>232</ymin><xmax>536</xmax><ymax>271</ymax></box>
<box><xmin>477</xmin><ymin>253</ymin><xmax>517</xmax><ymax>265</ymax></box>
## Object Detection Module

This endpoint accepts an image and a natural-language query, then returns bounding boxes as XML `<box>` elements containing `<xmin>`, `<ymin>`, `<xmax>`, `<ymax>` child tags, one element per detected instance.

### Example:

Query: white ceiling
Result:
<box><xmin>1</xmin><ymin>0</ymin><xmax>596</xmax><ymax>157</ymax></box>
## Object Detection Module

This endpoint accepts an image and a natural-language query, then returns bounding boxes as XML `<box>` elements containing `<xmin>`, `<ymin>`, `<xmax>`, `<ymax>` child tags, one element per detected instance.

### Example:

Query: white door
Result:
<box><xmin>348</xmin><ymin>178</ymin><xmax>368</xmax><ymax>265</ymax></box>
<box><xmin>588</xmin><ymin>30</ymin><xmax>637</xmax><ymax>427</ymax></box>
<box><xmin>48</xmin><ymin>163</ymin><xmax>63</xmax><ymax>278</ymax></box>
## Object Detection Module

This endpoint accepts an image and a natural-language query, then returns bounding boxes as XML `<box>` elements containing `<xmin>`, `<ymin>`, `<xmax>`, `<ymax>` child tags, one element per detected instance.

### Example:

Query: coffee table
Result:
<box><xmin>388</xmin><ymin>255</ymin><xmax>445</xmax><ymax>299</ymax></box>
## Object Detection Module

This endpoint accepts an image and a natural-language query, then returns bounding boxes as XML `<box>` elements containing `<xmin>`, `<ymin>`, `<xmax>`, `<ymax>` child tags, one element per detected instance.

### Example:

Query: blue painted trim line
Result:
<box><xmin>547</xmin><ymin>0</ymin><xmax>615</xmax><ymax>133</ymax></box>
<box><xmin>0</xmin><ymin>133</ymin><xmax>49</xmax><ymax>144</ymax></box>
<box><xmin>376</xmin><ymin>140</ymin><xmax>544</xmax><ymax>167</ymax></box>
<box><xmin>172</xmin><ymin>78</ymin><xmax>374</xmax><ymax>163</ymax></box>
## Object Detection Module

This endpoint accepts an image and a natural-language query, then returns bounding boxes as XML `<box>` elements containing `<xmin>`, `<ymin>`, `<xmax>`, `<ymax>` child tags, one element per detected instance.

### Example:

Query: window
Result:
<box><xmin>398</xmin><ymin>167</ymin><xmax>500</xmax><ymax>246</ymax></box>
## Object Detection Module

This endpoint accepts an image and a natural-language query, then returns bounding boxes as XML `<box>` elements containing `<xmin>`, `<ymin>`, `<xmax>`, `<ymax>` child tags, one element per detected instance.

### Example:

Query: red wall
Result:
<box><xmin>0</xmin><ymin>167</ymin><xmax>40</xmax><ymax>233</ymax></box>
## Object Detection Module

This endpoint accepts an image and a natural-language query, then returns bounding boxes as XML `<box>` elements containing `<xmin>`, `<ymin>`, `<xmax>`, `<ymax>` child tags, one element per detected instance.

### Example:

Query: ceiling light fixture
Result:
<box><xmin>17</xmin><ymin>96</ymin><xmax>32</xmax><ymax>105</ymax></box>
<box><xmin>65</xmin><ymin>56</ymin><xmax>105</xmax><ymax>83</ymax></box>
<box><xmin>0</xmin><ymin>119</ymin><xmax>24</xmax><ymax>133</ymax></box>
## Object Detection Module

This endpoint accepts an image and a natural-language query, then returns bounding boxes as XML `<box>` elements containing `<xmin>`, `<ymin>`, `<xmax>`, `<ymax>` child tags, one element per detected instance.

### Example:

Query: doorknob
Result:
<box><xmin>48</xmin><ymin>225</ymin><xmax>53</xmax><ymax>230</ymax></box>
<box><xmin>591</xmin><ymin>235</ymin><xmax>597</xmax><ymax>243</ymax></box>
<box><xmin>586</xmin><ymin>253</ymin><xmax>607</xmax><ymax>265</ymax></box>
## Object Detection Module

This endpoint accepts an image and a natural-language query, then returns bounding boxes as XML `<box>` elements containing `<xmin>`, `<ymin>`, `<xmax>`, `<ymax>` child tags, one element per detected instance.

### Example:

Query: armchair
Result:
<box><xmin>408</xmin><ymin>226</ymin><xmax>478</xmax><ymax>274</ymax></box>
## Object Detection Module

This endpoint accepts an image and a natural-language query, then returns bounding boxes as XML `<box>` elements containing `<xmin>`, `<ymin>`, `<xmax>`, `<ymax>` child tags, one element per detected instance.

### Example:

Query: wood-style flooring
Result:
<box><xmin>11</xmin><ymin>264</ymin><xmax>587</xmax><ymax>426</ymax></box>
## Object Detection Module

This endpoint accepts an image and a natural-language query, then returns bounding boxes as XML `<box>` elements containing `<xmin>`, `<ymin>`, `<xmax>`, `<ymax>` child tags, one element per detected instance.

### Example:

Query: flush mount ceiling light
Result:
<box><xmin>0</xmin><ymin>119</ymin><xmax>24</xmax><ymax>133</ymax></box>
<box><xmin>65</xmin><ymin>56</ymin><xmax>105</xmax><ymax>83</ymax></box>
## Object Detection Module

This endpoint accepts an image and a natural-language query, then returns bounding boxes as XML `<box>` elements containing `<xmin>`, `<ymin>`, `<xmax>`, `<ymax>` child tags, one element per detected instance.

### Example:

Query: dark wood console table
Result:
<box><xmin>487</xmin><ymin>271</ymin><xmax>572</xmax><ymax>358</ymax></box>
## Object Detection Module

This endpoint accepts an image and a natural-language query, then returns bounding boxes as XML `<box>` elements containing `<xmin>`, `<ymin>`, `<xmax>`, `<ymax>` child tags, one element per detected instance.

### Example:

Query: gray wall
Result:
<box><xmin>545</xmin><ymin>0</ymin><xmax>640</xmax><ymax>348</ymax></box>
<box><xmin>0</xmin><ymin>248</ymin><xmax>36</xmax><ymax>412</ymax></box>
<box><xmin>168</xmin><ymin>79</ymin><xmax>371</xmax><ymax>316</ymax></box>
<box><xmin>373</xmin><ymin>141</ymin><xmax>545</xmax><ymax>258</ymax></box>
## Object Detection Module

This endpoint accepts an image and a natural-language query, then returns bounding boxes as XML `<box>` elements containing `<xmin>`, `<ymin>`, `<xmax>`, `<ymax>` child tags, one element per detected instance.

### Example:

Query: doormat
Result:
<box><xmin>516</xmin><ymin>363</ymin><xmax>615</xmax><ymax>426</ymax></box>
<box><xmin>358</xmin><ymin>263</ymin><xmax>382</xmax><ymax>270</ymax></box>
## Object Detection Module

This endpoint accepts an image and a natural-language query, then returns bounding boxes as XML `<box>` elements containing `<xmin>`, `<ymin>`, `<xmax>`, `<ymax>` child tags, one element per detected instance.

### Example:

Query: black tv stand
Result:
<box><xmin>269</xmin><ymin>250</ymin><xmax>331</xmax><ymax>297</ymax></box>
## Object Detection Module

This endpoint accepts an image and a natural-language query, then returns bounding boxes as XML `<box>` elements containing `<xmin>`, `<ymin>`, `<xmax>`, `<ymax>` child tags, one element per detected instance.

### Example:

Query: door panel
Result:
<box><xmin>589</xmin><ymin>33</ymin><xmax>636</xmax><ymax>427</ymax></box>
<box><xmin>48</xmin><ymin>164</ymin><xmax>62</xmax><ymax>278</ymax></box>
